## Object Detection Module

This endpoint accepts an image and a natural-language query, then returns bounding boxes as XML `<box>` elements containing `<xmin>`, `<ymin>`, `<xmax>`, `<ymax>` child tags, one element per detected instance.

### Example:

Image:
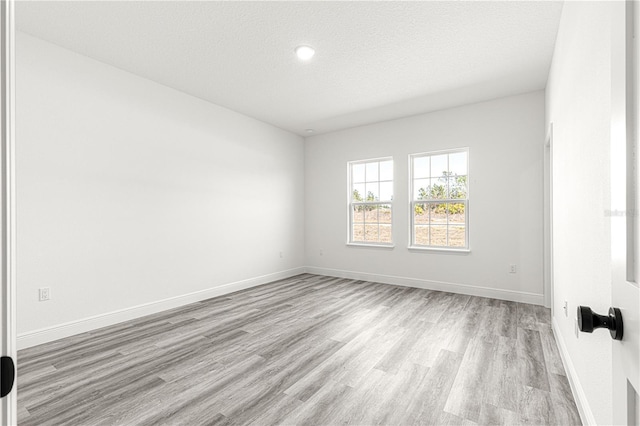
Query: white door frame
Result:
<box><xmin>543</xmin><ymin>123</ymin><xmax>554</xmax><ymax>311</ymax></box>
<box><xmin>611</xmin><ymin>1</ymin><xmax>640</xmax><ymax>424</ymax></box>
<box><xmin>0</xmin><ymin>0</ymin><xmax>17</xmax><ymax>424</ymax></box>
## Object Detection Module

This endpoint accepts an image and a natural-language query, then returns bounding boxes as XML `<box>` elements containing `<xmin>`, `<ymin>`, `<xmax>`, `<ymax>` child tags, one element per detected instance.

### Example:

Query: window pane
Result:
<box><xmin>365</xmin><ymin>224</ymin><xmax>379</xmax><ymax>242</ymax></box>
<box><xmin>365</xmin><ymin>162</ymin><xmax>379</xmax><ymax>182</ymax></box>
<box><xmin>449</xmin><ymin>225</ymin><xmax>466</xmax><ymax>247</ymax></box>
<box><xmin>352</xmin><ymin>223</ymin><xmax>365</xmax><ymax>242</ymax></box>
<box><xmin>379</xmin><ymin>182</ymin><xmax>393</xmax><ymax>201</ymax></box>
<box><xmin>352</xmin><ymin>183</ymin><xmax>365</xmax><ymax>202</ymax></box>
<box><xmin>430</xmin><ymin>179</ymin><xmax>448</xmax><ymax>199</ymax></box>
<box><xmin>352</xmin><ymin>205</ymin><xmax>364</xmax><ymax>224</ymax></box>
<box><xmin>449</xmin><ymin>151</ymin><xmax>467</xmax><ymax>175</ymax></box>
<box><xmin>352</xmin><ymin>163</ymin><xmax>365</xmax><ymax>183</ymax></box>
<box><xmin>364</xmin><ymin>205</ymin><xmax>378</xmax><ymax>223</ymax></box>
<box><xmin>448</xmin><ymin>202</ymin><xmax>465</xmax><ymax>224</ymax></box>
<box><xmin>431</xmin><ymin>203</ymin><xmax>447</xmax><ymax>224</ymax></box>
<box><xmin>380</xmin><ymin>224</ymin><xmax>392</xmax><ymax>243</ymax></box>
<box><xmin>414</xmin><ymin>179</ymin><xmax>429</xmax><ymax>200</ymax></box>
<box><xmin>352</xmin><ymin>203</ymin><xmax>365</xmax><ymax>243</ymax></box>
<box><xmin>430</xmin><ymin>155</ymin><xmax>448</xmax><ymax>178</ymax></box>
<box><xmin>380</xmin><ymin>160</ymin><xmax>393</xmax><ymax>181</ymax></box>
<box><xmin>379</xmin><ymin>204</ymin><xmax>392</xmax><ymax>224</ymax></box>
<box><xmin>365</xmin><ymin>183</ymin><xmax>379</xmax><ymax>201</ymax></box>
<box><xmin>413</xmin><ymin>157</ymin><xmax>429</xmax><ymax>179</ymax></box>
<box><xmin>415</xmin><ymin>226</ymin><xmax>429</xmax><ymax>245</ymax></box>
<box><xmin>430</xmin><ymin>225</ymin><xmax>447</xmax><ymax>246</ymax></box>
<box><xmin>414</xmin><ymin>203</ymin><xmax>429</xmax><ymax>224</ymax></box>
<box><xmin>450</xmin><ymin>175</ymin><xmax>467</xmax><ymax>199</ymax></box>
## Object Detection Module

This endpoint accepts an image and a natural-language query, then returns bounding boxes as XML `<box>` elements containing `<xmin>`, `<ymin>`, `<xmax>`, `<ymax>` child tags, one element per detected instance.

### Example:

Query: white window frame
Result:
<box><xmin>347</xmin><ymin>157</ymin><xmax>394</xmax><ymax>247</ymax></box>
<box><xmin>409</xmin><ymin>148</ymin><xmax>469</xmax><ymax>252</ymax></box>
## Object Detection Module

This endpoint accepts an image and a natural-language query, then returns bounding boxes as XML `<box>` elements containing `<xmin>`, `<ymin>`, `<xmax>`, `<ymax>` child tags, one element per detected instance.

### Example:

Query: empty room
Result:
<box><xmin>0</xmin><ymin>0</ymin><xmax>639</xmax><ymax>425</ymax></box>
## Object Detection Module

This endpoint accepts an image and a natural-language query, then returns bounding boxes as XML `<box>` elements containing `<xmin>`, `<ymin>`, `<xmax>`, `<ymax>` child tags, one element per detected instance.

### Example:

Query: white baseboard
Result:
<box><xmin>305</xmin><ymin>266</ymin><xmax>544</xmax><ymax>305</ymax></box>
<box><xmin>552</xmin><ymin>317</ymin><xmax>596</xmax><ymax>426</ymax></box>
<box><xmin>17</xmin><ymin>266</ymin><xmax>543</xmax><ymax>350</ymax></box>
<box><xmin>17</xmin><ymin>267</ymin><xmax>306</xmax><ymax>350</ymax></box>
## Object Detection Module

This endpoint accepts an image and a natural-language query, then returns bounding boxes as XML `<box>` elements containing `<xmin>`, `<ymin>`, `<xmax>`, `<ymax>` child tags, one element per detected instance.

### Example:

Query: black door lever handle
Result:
<box><xmin>577</xmin><ymin>306</ymin><xmax>623</xmax><ymax>340</ymax></box>
<box><xmin>1</xmin><ymin>356</ymin><xmax>15</xmax><ymax>398</ymax></box>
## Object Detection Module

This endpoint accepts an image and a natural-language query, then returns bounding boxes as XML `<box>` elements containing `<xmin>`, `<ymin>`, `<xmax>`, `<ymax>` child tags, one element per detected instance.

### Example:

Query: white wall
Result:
<box><xmin>545</xmin><ymin>2</ymin><xmax>613</xmax><ymax>424</ymax></box>
<box><xmin>305</xmin><ymin>91</ymin><xmax>545</xmax><ymax>303</ymax></box>
<box><xmin>16</xmin><ymin>33</ymin><xmax>305</xmax><ymax>341</ymax></box>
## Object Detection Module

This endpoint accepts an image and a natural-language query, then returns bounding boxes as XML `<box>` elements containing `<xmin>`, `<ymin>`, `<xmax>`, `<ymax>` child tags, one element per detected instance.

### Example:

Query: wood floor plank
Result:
<box><xmin>444</xmin><ymin>334</ymin><xmax>498</xmax><ymax>422</ymax></box>
<box><xmin>336</xmin><ymin>324</ymin><xmax>406</xmax><ymax>387</ymax></box>
<box><xmin>244</xmin><ymin>392</ymin><xmax>304</xmax><ymax>426</ymax></box>
<box><xmin>373</xmin><ymin>362</ymin><xmax>432</xmax><ymax>425</ymax></box>
<box><xmin>484</xmin><ymin>335</ymin><xmax>520</xmax><ymax>413</ymax></box>
<box><xmin>517</xmin><ymin>302</ymin><xmax>551</xmax><ymax>332</ymax></box>
<box><xmin>283</xmin><ymin>320</ymin><xmax>392</xmax><ymax>400</ymax></box>
<box><xmin>284</xmin><ymin>379</ymin><xmax>355</xmax><ymax>425</ymax></box>
<box><xmin>517</xmin><ymin>328</ymin><xmax>551</xmax><ymax>391</ymax></box>
<box><xmin>421</xmin><ymin>290</ymin><xmax>458</xmax><ymax>323</ymax></box>
<box><xmin>548</xmin><ymin>372</ymin><xmax>582</xmax><ymax>425</ymax></box>
<box><xmin>518</xmin><ymin>385</ymin><xmax>555</xmax><ymax>425</ymax></box>
<box><xmin>374</xmin><ymin>325</ymin><xmax>425</xmax><ymax>374</ymax></box>
<box><xmin>540</xmin><ymin>327</ymin><xmax>566</xmax><ymax>376</ymax></box>
<box><xmin>478</xmin><ymin>403</ymin><xmax>519</xmax><ymax>425</ymax></box>
<box><xmin>404</xmin><ymin>321</ymin><xmax>444</xmax><ymax>368</ymax></box>
<box><xmin>438</xmin><ymin>410</ymin><xmax>480</xmax><ymax>425</ymax></box>
<box><xmin>399</xmin><ymin>349</ymin><xmax>464</xmax><ymax>425</ymax></box>
<box><xmin>133</xmin><ymin>354</ymin><xmax>268</xmax><ymax>425</ymax></box>
<box><xmin>497</xmin><ymin>301</ymin><xmax>518</xmax><ymax>339</ymax></box>
<box><xmin>335</xmin><ymin>366</ymin><xmax>389</xmax><ymax>425</ymax></box>
<box><xmin>17</xmin><ymin>274</ymin><xmax>580</xmax><ymax>426</ymax></box>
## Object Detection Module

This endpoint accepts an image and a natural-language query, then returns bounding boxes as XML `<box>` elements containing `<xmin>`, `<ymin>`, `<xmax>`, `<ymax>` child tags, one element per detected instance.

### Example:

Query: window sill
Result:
<box><xmin>408</xmin><ymin>246</ymin><xmax>470</xmax><ymax>254</ymax></box>
<box><xmin>346</xmin><ymin>243</ymin><xmax>395</xmax><ymax>249</ymax></box>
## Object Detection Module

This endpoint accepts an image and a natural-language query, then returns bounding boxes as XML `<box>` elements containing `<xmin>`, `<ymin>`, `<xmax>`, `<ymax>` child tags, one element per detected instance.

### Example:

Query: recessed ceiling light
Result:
<box><xmin>295</xmin><ymin>45</ymin><xmax>315</xmax><ymax>61</ymax></box>
<box><xmin>305</xmin><ymin>129</ymin><xmax>315</xmax><ymax>134</ymax></box>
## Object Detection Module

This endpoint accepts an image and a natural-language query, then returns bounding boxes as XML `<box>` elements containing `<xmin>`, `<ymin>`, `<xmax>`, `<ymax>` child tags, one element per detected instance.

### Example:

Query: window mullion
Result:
<box><xmin>446</xmin><ymin>202</ymin><xmax>449</xmax><ymax>247</ymax></box>
<box><xmin>428</xmin><ymin>201</ymin><xmax>431</xmax><ymax>246</ymax></box>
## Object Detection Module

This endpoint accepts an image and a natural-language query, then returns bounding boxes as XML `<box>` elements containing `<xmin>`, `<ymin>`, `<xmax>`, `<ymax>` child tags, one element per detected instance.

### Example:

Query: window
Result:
<box><xmin>410</xmin><ymin>149</ymin><xmax>468</xmax><ymax>250</ymax></box>
<box><xmin>348</xmin><ymin>158</ymin><xmax>393</xmax><ymax>245</ymax></box>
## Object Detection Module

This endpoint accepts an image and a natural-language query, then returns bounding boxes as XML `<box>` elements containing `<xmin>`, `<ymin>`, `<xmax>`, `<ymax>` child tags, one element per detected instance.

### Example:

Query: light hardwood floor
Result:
<box><xmin>17</xmin><ymin>274</ymin><xmax>581</xmax><ymax>425</ymax></box>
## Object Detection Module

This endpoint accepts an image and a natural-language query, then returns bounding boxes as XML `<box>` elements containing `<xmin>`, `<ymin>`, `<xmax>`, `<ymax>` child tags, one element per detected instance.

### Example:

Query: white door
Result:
<box><xmin>0</xmin><ymin>0</ymin><xmax>16</xmax><ymax>424</ymax></box>
<box><xmin>611</xmin><ymin>1</ymin><xmax>640</xmax><ymax>425</ymax></box>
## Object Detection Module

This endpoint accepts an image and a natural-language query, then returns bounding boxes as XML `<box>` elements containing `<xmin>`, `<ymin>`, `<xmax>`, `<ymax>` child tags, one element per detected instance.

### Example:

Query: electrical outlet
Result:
<box><xmin>563</xmin><ymin>301</ymin><xmax>568</xmax><ymax>317</ymax></box>
<box><xmin>509</xmin><ymin>264</ymin><xmax>517</xmax><ymax>274</ymax></box>
<box><xmin>38</xmin><ymin>287</ymin><xmax>50</xmax><ymax>302</ymax></box>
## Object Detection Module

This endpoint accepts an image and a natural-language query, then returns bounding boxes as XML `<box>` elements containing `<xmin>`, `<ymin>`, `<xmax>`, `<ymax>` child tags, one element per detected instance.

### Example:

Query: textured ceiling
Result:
<box><xmin>16</xmin><ymin>1</ymin><xmax>563</xmax><ymax>136</ymax></box>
